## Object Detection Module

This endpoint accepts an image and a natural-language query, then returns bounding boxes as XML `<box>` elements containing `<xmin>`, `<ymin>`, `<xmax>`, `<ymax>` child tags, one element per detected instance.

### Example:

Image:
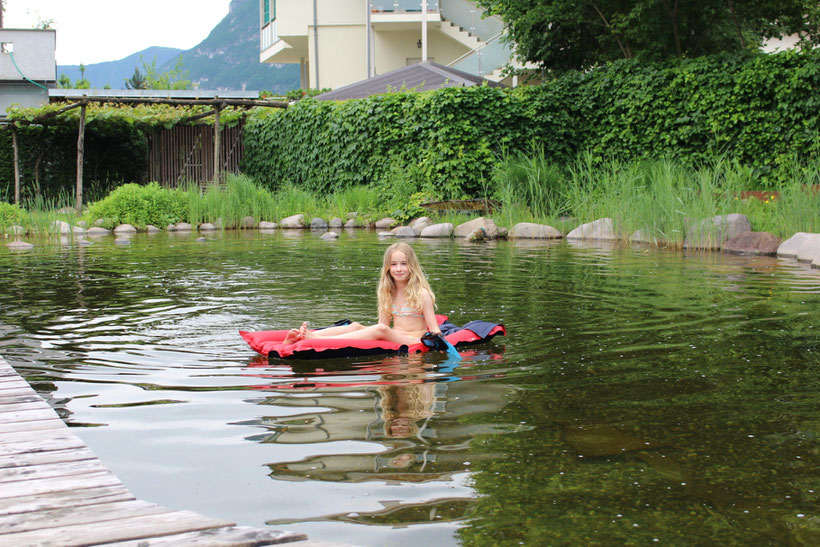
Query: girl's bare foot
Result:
<box><xmin>282</xmin><ymin>328</ymin><xmax>301</xmax><ymax>345</ymax></box>
<box><xmin>299</xmin><ymin>322</ymin><xmax>316</xmax><ymax>339</ymax></box>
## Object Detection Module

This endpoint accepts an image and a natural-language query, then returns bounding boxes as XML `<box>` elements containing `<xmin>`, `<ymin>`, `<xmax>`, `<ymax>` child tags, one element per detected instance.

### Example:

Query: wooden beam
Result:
<box><xmin>14</xmin><ymin>102</ymin><xmax>85</xmax><ymax>126</ymax></box>
<box><xmin>11</xmin><ymin>125</ymin><xmax>20</xmax><ymax>205</ymax></box>
<box><xmin>53</xmin><ymin>96</ymin><xmax>288</xmax><ymax>109</ymax></box>
<box><xmin>213</xmin><ymin>103</ymin><xmax>222</xmax><ymax>185</ymax></box>
<box><xmin>76</xmin><ymin>103</ymin><xmax>86</xmax><ymax>212</ymax></box>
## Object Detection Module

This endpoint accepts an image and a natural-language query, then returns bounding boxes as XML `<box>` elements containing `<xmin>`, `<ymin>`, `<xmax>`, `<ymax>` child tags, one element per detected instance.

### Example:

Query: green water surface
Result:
<box><xmin>0</xmin><ymin>231</ymin><xmax>818</xmax><ymax>545</ymax></box>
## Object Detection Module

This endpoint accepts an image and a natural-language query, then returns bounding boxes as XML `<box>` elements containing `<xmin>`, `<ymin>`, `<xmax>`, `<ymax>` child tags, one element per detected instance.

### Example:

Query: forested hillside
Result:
<box><xmin>57</xmin><ymin>0</ymin><xmax>298</xmax><ymax>92</ymax></box>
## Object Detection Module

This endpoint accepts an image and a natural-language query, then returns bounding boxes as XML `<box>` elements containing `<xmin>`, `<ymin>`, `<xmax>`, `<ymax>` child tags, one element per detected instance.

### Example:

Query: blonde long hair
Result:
<box><xmin>378</xmin><ymin>242</ymin><xmax>436</xmax><ymax>319</ymax></box>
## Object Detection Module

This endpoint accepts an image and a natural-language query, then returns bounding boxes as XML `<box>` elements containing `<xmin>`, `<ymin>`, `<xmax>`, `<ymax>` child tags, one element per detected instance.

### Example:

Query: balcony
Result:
<box><xmin>260</xmin><ymin>19</ymin><xmax>278</xmax><ymax>52</ymax></box>
<box><xmin>370</xmin><ymin>1</ymin><xmax>441</xmax><ymax>12</ymax></box>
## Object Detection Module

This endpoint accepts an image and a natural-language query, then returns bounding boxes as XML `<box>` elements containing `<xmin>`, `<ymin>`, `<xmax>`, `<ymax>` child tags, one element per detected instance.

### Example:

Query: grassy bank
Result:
<box><xmin>2</xmin><ymin>157</ymin><xmax>819</xmax><ymax>243</ymax></box>
<box><xmin>492</xmin><ymin>153</ymin><xmax>820</xmax><ymax>244</ymax></box>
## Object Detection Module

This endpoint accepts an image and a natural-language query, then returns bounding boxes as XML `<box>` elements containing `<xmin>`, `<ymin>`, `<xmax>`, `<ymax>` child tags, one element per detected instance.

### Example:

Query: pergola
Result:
<box><xmin>8</xmin><ymin>94</ymin><xmax>288</xmax><ymax>211</ymax></box>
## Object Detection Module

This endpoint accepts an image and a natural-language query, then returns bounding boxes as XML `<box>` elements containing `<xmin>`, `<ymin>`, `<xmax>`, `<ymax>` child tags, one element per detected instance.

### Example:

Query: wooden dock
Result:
<box><xmin>0</xmin><ymin>355</ymin><xmax>313</xmax><ymax>546</ymax></box>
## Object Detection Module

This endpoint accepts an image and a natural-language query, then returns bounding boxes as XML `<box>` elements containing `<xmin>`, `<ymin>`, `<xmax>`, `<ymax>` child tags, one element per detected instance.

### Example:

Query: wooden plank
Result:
<box><xmin>0</xmin><ymin>499</ymin><xmax>171</xmax><ymax>535</ymax></box>
<box><xmin>0</xmin><ymin>394</ymin><xmax>41</xmax><ymax>405</ymax></box>
<box><xmin>0</xmin><ymin>509</ymin><xmax>235</xmax><ymax>546</ymax></box>
<box><xmin>105</xmin><ymin>525</ymin><xmax>309</xmax><ymax>546</ymax></box>
<box><xmin>0</xmin><ymin>447</ymin><xmax>97</xmax><ymax>470</ymax></box>
<box><xmin>0</xmin><ymin>427</ymin><xmax>76</xmax><ymax>444</ymax></box>
<box><xmin>0</xmin><ymin>470</ymin><xmax>122</xmax><ymax>500</ymax></box>
<box><xmin>0</xmin><ymin>457</ymin><xmax>109</xmax><ymax>484</ymax></box>
<box><xmin>0</xmin><ymin>417</ymin><xmax>66</xmax><ymax>435</ymax></box>
<box><xmin>0</xmin><ymin>401</ymin><xmax>50</xmax><ymax>413</ymax></box>
<box><xmin>0</xmin><ymin>431</ymin><xmax>86</xmax><ymax>457</ymax></box>
<box><xmin>0</xmin><ymin>407</ymin><xmax>61</xmax><ymax>424</ymax></box>
<box><xmin>0</xmin><ymin>484</ymin><xmax>134</xmax><ymax>516</ymax></box>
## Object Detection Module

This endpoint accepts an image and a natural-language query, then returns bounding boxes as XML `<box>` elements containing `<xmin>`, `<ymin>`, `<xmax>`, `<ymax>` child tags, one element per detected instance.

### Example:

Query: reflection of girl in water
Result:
<box><xmin>378</xmin><ymin>380</ymin><xmax>436</xmax><ymax>440</ymax></box>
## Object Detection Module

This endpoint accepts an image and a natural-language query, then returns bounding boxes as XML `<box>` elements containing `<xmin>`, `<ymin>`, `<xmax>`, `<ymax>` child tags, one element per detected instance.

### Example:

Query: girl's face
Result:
<box><xmin>389</xmin><ymin>251</ymin><xmax>410</xmax><ymax>283</ymax></box>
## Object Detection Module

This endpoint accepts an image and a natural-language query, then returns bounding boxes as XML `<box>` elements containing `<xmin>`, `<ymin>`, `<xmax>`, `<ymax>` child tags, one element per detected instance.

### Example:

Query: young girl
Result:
<box><xmin>283</xmin><ymin>242</ymin><xmax>441</xmax><ymax>345</ymax></box>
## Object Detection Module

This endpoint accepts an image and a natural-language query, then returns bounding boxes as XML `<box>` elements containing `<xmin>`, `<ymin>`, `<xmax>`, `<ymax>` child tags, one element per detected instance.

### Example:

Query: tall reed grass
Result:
<box><xmin>491</xmin><ymin>151</ymin><xmax>820</xmax><ymax>244</ymax></box>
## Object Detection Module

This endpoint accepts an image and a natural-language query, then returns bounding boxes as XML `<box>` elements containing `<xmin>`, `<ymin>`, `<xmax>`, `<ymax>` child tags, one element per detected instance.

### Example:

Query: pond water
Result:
<box><xmin>1</xmin><ymin>230</ymin><xmax>818</xmax><ymax>545</ymax></box>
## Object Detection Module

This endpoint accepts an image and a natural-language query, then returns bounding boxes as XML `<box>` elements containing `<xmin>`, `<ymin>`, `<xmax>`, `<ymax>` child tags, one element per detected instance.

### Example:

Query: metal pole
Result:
<box><xmin>313</xmin><ymin>0</ymin><xmax>320</xmax><ymax>89</ymax></box>
<box><xmin>366</xmin><ymin>1</ymin><xmax>372</xmax><ymax>78</ymax></box>
<box><xmin>421</xmin><ymin>1</ymin><xmax>427</xmax><ymax>62</ymax></box>
<box><xmin>76</xmin><ymin>102</ymin><xmax>86</xmax><ymax>212</ymax></box>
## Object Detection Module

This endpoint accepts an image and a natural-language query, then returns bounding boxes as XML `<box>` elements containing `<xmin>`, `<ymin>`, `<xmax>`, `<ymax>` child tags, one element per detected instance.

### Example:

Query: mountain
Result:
<box><xmin>57</xmin><ymin>0</ymin><xmax>299</xmax><ymax>92</ymax></box>
<box><xmin>58</xmin><ymin>47</ymin><xmax>183</xmax><ymax>89</ymax></box>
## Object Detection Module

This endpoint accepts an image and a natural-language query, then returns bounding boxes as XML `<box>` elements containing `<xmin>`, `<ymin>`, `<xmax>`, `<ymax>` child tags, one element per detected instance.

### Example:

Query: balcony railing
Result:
<box><xmin>261</xmin><ymin>19</ymin><xmax>278</xmax><ymax>52</ymax></box>
<box><xmin>448</xmin><ymin>32</ymin><xmax>511</xmax><ymax>77</ymax></box>
<box><xmin>370</xmin><ymin>1</ymin><xmax>440</xmax><ymax>12</ymax></box>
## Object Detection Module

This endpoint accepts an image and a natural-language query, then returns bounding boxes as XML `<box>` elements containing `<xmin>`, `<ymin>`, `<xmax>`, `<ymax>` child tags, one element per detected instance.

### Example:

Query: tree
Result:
<box><xmin>57</xmin><ymin>64</ymin><xmax>90</xmax><ymax>89</ymax></box>
<box><xmin>124</xmin><ymin>67</ymin><xmax>148</xmax><ymax>90</ymax></box>
<box><xmin>125</xmin><ymin>56</ymin><xmax>192</xmax><ymax>90</ymax></box>
<box><xmin>477</xmin><ymin>0</ymin><xmax>820</xmax><ymax>72</ymax></box>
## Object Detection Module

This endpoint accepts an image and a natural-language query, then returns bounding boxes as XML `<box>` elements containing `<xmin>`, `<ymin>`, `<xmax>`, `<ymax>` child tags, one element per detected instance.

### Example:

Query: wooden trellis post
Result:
<box><xmin>76</xmin><ymin>101</ymin><xmax>86</xmax><ymax>212</ymax></box>
<box><xmin>11</xmin><ymin>124</ymin><xmax>20</xmax><ymax>205</ymax></box>
<box><xmin>213</xmin><ymin>103</ymin><xmax>222</xmax><ymax>185</ymax></box>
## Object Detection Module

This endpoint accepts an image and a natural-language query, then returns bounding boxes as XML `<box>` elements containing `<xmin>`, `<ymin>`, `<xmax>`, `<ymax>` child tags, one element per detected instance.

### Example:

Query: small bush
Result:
<box><xmin>0</xmin><ymin>202</ymin><xmax>26</xmax><ymax>229</ymax></box>
<box><xmin>85</xmin><ymin>182</ymin><xmax>185</xmax><ymax>229</ymax></box>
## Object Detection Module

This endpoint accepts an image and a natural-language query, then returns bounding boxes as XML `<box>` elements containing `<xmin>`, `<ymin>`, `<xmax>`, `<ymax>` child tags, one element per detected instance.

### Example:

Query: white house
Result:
<box><xmin>0</xmin><ymin>29</ymin><xmax>56</xmax><ymax>118</ymax></box>
<box><xmin>259</xmin><ymin>0</ymin><xmax>517</xmax><ymax>90</ymax></box>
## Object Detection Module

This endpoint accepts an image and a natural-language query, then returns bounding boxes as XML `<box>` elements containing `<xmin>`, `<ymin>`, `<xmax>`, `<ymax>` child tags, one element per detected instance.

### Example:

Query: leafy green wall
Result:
<box><xmin>243</xmin><ymin>50</ymin><xmax>820</xmax><ymax>194</ymax></box>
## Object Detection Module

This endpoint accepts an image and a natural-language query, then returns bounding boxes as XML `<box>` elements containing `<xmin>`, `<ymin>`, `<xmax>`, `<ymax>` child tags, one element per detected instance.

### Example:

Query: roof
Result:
<box><xmin>314</xmin><ymin>61</ymin><xmax>504</xmax><ymax>101</ymax></box>
<box><xmin>49</xmin><ymin>89</ymin><xmax>261</xmax><ymax>100</ymax></box>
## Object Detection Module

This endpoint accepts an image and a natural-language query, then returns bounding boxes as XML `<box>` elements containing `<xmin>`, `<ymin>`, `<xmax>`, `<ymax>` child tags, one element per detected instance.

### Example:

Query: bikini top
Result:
<box><xmin>391</xmin><ymin>303</ymin><xmax>423</xmax><ymax>318</ymax></box>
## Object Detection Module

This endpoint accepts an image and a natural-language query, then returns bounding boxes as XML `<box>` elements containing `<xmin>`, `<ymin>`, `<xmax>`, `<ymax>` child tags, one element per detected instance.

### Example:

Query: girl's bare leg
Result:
<box><xmin>303</xmin><ymin>322</ymin><xmax>365</xmax><ymax>338</ymax></box>
<box><xmin>305</xmin><ymin>323</ymin><xmax>417</xmax><ymax>345</ymax></box>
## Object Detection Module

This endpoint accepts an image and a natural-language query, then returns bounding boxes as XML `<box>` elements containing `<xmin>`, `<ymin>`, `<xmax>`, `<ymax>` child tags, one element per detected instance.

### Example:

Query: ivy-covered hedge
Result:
<box><xmin>242</xmin><ymin>49</ymin><xmax>820</xmax><ymax>194</ymax></box>
<box><xmin>242</xmin><ymin>85</ymin><xmax>574</xmax><ymax>198</ymax></box>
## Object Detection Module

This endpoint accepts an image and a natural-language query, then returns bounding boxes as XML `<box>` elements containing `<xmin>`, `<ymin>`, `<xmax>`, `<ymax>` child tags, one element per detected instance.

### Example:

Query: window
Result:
<box><xmin>263</xmin><ymin>0</ymin><xmax>275</xmax><ymax>22</ymax></box>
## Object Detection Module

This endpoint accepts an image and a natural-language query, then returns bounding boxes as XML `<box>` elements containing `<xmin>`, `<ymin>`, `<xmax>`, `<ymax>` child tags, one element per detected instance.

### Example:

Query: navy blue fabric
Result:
<box><xmin>439</xmin><ymin>320</ymin><xmax>499</xmax><ymax>338</ymax></box>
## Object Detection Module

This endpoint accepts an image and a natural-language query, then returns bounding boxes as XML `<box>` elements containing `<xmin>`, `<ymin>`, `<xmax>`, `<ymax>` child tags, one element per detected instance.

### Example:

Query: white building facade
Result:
<box><xmin>259</xmin><ymin>0</ymin><xmax>515</xmax><ymax>90</ymax></box>
<box><xmin>0</xmin><ymin>29</ymin><xmax>56</xmax><ymax>118</ymax></box>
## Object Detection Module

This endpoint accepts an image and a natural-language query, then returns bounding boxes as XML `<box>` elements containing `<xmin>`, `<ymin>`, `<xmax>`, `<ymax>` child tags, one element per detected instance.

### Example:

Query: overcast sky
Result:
<box><xmin>3</xmin><ymin>0</ymin><xmax>232</xmax><ymax>65</ymax></box>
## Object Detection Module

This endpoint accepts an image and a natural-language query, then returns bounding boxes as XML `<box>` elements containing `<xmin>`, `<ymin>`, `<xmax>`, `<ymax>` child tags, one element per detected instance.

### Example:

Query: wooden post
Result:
<box><xmin>11</xmin><ymin>124</ymin><xmax>20</xmax><ymax>205</ymax></box>
<box><xmin>76</xmin><ymin>102</ymin><xmax>86</xmax><ymax>212</ymax></box>
<box><xmin>213</xmin><ymin>103</ymin><xmax>221</xmax><ymax>185</ymax></box>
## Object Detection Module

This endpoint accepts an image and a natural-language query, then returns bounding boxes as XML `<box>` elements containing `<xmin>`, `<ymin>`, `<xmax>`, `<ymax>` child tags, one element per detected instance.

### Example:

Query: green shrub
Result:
<box><xmin>243</xmin><ymin>49</ymin><xmax>820</xmax><ymax>196</ymax></box>
<box><xmin>0</xmin><ymin>202</ymin><xmax>26</xmax><ymax>229</ymax></box>
<box><xmin>85</xmin><ymin>182</ymin><xmax>185</xmax><ymax>229</ymax></box>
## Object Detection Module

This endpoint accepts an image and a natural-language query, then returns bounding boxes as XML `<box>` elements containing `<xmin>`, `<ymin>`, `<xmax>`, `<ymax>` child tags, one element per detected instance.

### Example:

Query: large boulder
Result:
<box><xmin>310</xmin><ymin>217</ymin><xmax>328</xmax><ymax>230</ymax></box>
<box><xmin>683</xmin><ymin>213</ymin><xmax>751</xmax><ymax>250</ymax></box>
<box><xmin>241</xmin><ymin>216</ymin><xmax>255</xmax><ymax>229</ymax></box>
<box><xmin>6</xmin><ymin>240</ymin><xmax>33</xmax><ymax>250</ymax></box>
<box><xmin>777</xmin><ymin>232</ymin><xmax>820</xmax><ymax>263</ymax></box>
<box><xmin>258</xmin><ymin>221</ymin><xmax>278</xmax><ymax>230</ymax></box>
<box><xmin>409</xmin><ymin>216</ymin><xmax>433</xmax><ymax>232</ymax></box>
<box><xmin>86</xmin><ymin>227</ymin><xmax>111</xmax><ymax>236</ymax></box>
<box><xmin>114</xmin><ymin>223</ymin><xmax>138</xmax><ymax>234</ymax></box>
<box><xmin>375</xmin><ymin>217</ymin><xmax>398</xmax><ymax>229</ymax></box>
<box><xmin>280</xmin><ymin>214</ymin><xmax>305</xmax><ymax>228</ymax></box>
<box><xmin>329</xmin><ymin>217</ymin><xmax>344</xmax><ymax>228</ymax></box>
<box><xmin>199</xmin><ymin>223</ymin><xmax>218</xmax><ymax>231</ymax></box>
<box><xmin>174</xmin><ymin>222</ymin><xmax>192</xmax><ymax>232</ymax></box>
<box><xmin>394</xmin><ymin>226</ymin><xmax>419</xmax><ymax>238</ymax></box>
<box><xmin>344</xmin><ymin>218</ymin><xmax>357</xmax><ymax>228</ymax></box>
<box><xmin>723</xmin><ymin>231</ymin><xmax>782</xmax><ymax>256</ymax></box>
<box><xmin>146</xmin><ymin>225</ymin><xmax>161</xmax><ymax>234</ymax></box>
<box><xmin>51</xmin><ymin>220</ymin><xmax>71</xmax><ymax>234</ymax></box>
<box><xmin>420</xmin><ymin>223</ymin><xmax>454</xmax><ymax>238</ymax></box>
<box><xmin>566</xmin><ymin>218</ymin><xmax>617</xmax><ymax>240</ymax></box>
<box><xmin>510</xmin><ymin>222</ymin><xmax>562</xmax><ymax>239</ymax></box>
<box><xmin>454</xmin><ymin>217</ymin><xmax>501</xmax><ymax>239</ymax></box>
<box><xmin>320</xmin><ymin>231</ymin><xmax>339</xmax><ymax>240</ymax></box>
